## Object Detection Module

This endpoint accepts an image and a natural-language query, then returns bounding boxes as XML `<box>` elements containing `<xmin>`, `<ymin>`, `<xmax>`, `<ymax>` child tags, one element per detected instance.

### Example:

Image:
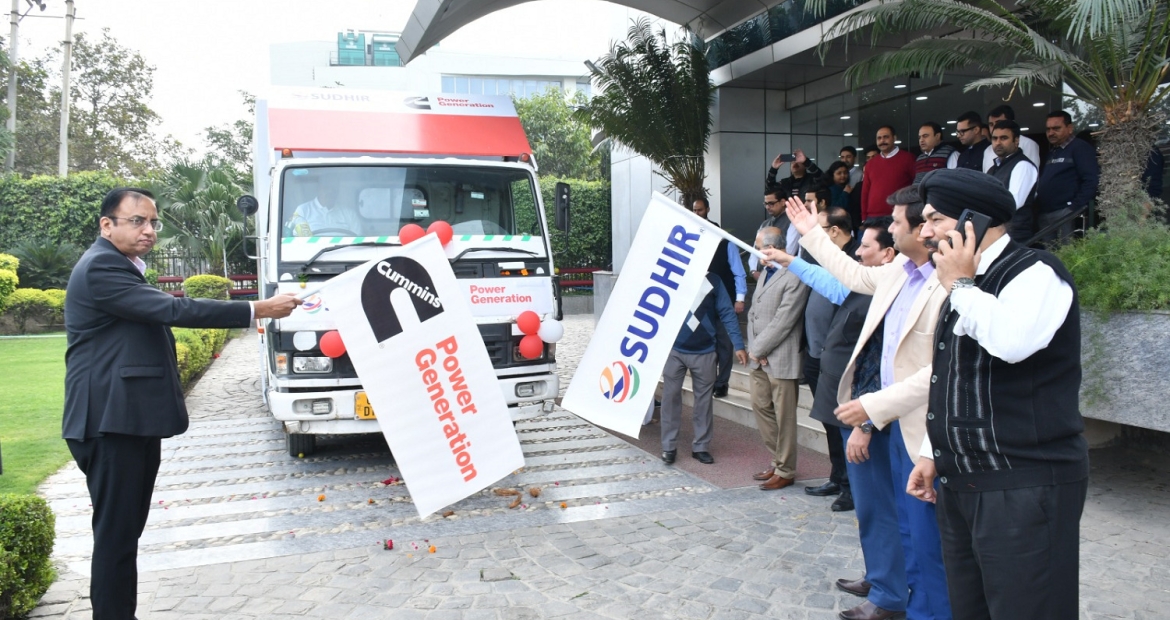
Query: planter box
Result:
<box><xmin>1081</xmin><ymin>310</ymin><xmax>1170</xmax><ymax>433</ymax></box>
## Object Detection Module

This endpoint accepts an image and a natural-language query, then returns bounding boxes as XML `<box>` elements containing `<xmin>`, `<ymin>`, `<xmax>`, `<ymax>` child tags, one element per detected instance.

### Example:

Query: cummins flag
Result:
<box><xmin>562</xmin><ymin>193</ymin><xmax>723</xmax><ymax>438</ymax></box>
<box><xmin>318</xmin><ymin>235</ymin><xmax>523</xmax><ymax>517</ymax></box>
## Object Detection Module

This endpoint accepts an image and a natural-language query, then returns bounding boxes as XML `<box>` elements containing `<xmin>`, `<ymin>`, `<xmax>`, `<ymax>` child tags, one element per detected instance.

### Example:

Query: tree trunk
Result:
<box><xmin>1095</xmin><ymin>112</ymin><xmax>1165</xmax><ymax>225</ymax></box>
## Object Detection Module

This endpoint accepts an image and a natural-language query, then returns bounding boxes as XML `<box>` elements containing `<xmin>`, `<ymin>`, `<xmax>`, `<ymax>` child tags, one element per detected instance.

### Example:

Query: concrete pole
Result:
<box><xmin>5</xmin><ymin>0</ymin><xmax>20</xmax><ymax>171</ymax></box>
<box><xmin>57</xmin><ymin>0</ymin><xmax>72</xmax><ymax>176</ymax></box>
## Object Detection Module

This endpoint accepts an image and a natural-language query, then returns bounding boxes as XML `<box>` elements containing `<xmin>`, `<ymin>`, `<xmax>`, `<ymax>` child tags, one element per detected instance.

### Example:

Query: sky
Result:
<box><xmin>10</xmin><ymin>0</ymin><xmax>649</xmax><ymax>153</ymax></box>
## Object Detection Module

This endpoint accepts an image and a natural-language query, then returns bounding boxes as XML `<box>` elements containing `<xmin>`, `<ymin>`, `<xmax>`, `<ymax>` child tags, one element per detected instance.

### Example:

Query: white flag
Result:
<box><xmin>319</xmin><ymin>235</ymin><xmax>524</xmax><ymax>517</ymax></box>
<box><xmin>562</xmin><ymin>192</ymin><xmax>723</xmax><ymax>438</ymax></box>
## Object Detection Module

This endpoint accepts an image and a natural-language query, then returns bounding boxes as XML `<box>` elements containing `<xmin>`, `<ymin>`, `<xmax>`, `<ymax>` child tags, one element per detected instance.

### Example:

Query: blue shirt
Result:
<box><xmin>727</xmin><ymin>243</ymin><xmax>747</xmax><ymax>301</ymax></box>
<box><xmin>881</xmin><ymin>260</ymin><xmax>935</xmax><ymax>389</ymax></box>
<box><xmin>673</xmin><ymin>275</ymin><xmax>745</xmax><ymax>354</ymax></box>
<box><xmin>787</xmin><ymin>257</ymin><xmax>849</xmax><ymax>305</ymax></box>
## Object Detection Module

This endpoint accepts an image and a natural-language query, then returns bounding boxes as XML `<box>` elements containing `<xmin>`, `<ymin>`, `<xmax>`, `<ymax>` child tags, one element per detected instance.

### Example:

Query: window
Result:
<box><xmin>455</xmin><ymin>77</ymin><xmax>469</xmax><ymax>94</ymax></box>
<box><xmin>576</xmin><ymin>81</ymin><xmax>591</xmax><ymax>98</ymax></box>
<box><xmin>441</xmin><ymin>76</ymin><xmax>455</xmax><ymax>93</ymax></box>
<box><xmin>470</xmin><ymin>78</ymin><xmax>483</xmax><ymax>95</ymax></box>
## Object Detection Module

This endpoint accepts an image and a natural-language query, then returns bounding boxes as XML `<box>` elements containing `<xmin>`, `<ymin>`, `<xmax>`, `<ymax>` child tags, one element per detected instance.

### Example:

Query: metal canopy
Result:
<box><xmin>395</xmin><ymin>0</ymin><xmax>781</xmax><ymax>64</ymax></box>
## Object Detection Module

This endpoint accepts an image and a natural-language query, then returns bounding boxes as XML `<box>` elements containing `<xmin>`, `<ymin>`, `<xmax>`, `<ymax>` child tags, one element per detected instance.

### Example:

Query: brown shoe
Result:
<box><xmin>838</xmin><ymin>600</ymin><xmax>904</xmax><ymax>620</ymax></box>
<box><xmin>835</xmin><ymin>576</ymin><xmax>871</xmax><ymax>597</ymax></box>
<box><xmin>752</xmin><ymin>467</ymin><xmax>775</xmax><ymax>481</ymax></box>
<box><xmin>758</xmin><ymin>474</ymin><xmax>794</xmax><ymax>490</ymax></box>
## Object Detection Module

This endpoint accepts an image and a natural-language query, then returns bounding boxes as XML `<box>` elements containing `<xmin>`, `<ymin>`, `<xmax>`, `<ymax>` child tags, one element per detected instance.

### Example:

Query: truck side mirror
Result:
<box><xmin>237</xmin><ymin>195</ymin><xmax>260</xmax><ymax>217</ymax></box>
<box><xmin>554</xmin><ymin>182</ymin><xmax>570</xmax><ymax>233</ymax></box>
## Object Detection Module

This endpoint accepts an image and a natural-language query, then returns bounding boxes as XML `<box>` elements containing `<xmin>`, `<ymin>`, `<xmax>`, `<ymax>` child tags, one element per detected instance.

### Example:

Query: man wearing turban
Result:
<box><xmin>908</xmin><ymin>168</ymin><xmax>1088</xmax><ymax>620</ymax></box>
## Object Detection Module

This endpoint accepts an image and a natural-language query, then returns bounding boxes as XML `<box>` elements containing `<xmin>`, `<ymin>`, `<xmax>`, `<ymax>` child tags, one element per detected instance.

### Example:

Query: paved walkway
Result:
<box><xmin>31</xmin><ymin>316</ymin><xmax>1170</xmax><ymax>619</ymax></box>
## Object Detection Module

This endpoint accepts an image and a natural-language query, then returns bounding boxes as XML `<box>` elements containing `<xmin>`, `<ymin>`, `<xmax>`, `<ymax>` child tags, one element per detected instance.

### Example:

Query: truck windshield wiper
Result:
<box><xmin>451</xmin><ymin>247</ymin><xmax>539</xmax><ymax>262</ymax></box>
<box><xmin>300</xmin><ymin>241</ymin><xmax>400</xmax><ymax>273</ymax></box>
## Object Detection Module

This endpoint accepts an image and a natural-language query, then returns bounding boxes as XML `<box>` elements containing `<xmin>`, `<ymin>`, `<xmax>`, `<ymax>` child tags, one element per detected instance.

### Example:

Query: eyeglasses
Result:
<box><xmin>108</xmin><ymin>216</ymin><xmax>163</xmax><ymax>232</ymax></box>
<box><xmin>763</xmin><ymin>200</ymin><xmax>781</xmax><ymax>207</ymax></box>
<box><xmin>956</xmin><ymin>126</ymin><xmax>975</xmax><ymax>135</ymax></box>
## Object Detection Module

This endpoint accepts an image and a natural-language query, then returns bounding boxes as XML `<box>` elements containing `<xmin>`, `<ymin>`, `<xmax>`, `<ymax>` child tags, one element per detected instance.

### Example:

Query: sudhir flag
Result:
<box><xmin>315</xmin><ymin>235</ymin><xmax>523</xmax><ymax>517</ymax></box>
<box><xmin>562</xmin><ymin>193</ymin><xmax>724</xmax><ymax>438</ymax></box>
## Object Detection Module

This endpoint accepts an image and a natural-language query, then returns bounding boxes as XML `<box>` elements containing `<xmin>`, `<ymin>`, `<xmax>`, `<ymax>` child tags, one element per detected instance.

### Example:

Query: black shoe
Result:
<box><xmin>662</xmin><ymin>450</ymin><xmax>676</xmax><ymax>465</ymax></box>
<box><xmin>805</xmin><ymin>481</ymin><xmax>842</xmax><ymax>497</ymax></box>
<box><xmin>692</xmin><ymin>451</ymin><xmax>714</xmax><ymax>464</ymax></box>
<box><xmin>831</xmin><ymin>490</ymin><xmax>855</xmax><ymax>512</ymax></box>
<box><xmin>713</xmin><ymin>385</ymin><xmax>729</xmax><ymax>398</ymax></box>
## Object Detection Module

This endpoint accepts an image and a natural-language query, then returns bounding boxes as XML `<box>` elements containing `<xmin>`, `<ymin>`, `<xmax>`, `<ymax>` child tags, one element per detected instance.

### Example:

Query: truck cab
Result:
<box><xmin>246</xmin><ymin>88</ymin><xmax>563</xmax><ymax>456</ymax></box>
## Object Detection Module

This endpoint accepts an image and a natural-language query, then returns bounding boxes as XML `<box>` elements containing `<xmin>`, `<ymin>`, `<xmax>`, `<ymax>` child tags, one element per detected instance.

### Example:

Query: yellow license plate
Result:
<box><xmin>355</xmin><ymin>392</ymin><xmax>377</xmax><ymax>420</ymax></box>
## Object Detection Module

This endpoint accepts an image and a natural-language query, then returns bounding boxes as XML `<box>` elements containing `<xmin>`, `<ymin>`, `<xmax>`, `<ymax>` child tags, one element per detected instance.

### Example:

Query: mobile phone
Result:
<box><xmin>778</xmin><ymin>153</ymin><xmax>796</xmax><ymax>163</ymax></box>
<box><xmin>955</xmin><ymin>209</ymin><xmax>992</xmax><ymax>248</ymax></box>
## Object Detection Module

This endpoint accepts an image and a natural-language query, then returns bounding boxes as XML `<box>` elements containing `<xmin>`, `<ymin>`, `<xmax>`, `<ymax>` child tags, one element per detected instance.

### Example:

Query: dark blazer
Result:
<box><xmin>63</xmin><ymin>237</ymin><xmax>252</xmax><ymax>440</ymax></box>
<box><xmin>810</xmin><ymin>291</ymin><xmax>873</xmax><ymax>429</ymax></box>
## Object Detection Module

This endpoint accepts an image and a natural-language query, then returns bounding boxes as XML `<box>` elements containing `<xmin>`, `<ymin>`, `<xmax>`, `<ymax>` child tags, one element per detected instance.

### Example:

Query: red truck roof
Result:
<box><xmin>264</xmin><ymin>88</ymin><xmax>533</xmax><ymax>157</ymax></box>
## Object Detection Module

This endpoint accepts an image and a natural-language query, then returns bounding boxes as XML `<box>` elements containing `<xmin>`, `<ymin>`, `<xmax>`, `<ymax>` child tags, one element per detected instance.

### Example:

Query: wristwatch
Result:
<box><xmin>950</xmin><ymin>277</ymin><xmax>976</xmax><ymax>293</ymax></box>
<box><xmin>859</xmin><ymin>421</ymin><xmax>875</xmax><ymax>434</ymax></box>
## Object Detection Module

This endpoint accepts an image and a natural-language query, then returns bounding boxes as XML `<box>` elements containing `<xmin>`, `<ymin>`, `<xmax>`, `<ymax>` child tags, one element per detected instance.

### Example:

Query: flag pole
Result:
<box><xmin>653</xmin><ymin>192</ymin><xmax>770</xmax><ymax>262</ymax></box>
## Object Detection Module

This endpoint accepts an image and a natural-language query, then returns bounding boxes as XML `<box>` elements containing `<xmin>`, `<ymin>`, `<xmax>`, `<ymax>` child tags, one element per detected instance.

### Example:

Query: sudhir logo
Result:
<box><xmin>599</xmin><ymin>361</ymin><xmax>640</xmax><ymax>402</ymax></box>
<box><xmin>301</xmin><ymin>294</ymin><xmax>323</xmax><ymax>314</ymax></box>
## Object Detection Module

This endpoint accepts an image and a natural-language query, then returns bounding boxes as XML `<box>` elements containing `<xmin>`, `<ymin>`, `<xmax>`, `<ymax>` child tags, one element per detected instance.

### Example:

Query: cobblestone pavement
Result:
<box><xmin>32</xmin><ymin>316</ymin><xmax>1170</xmax><ymax>619</ymax></box>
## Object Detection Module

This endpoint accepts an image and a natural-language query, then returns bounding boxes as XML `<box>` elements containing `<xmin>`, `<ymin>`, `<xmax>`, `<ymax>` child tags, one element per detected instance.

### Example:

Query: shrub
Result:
<box><xmin>1054</xmin><ymin>225</ymin><xmax>1170</xmax><ymax>312</ymax></box>
<box><xmin>0</xmin><ymin>253</ymin><xmax>17</xmax><ymax>272</ymax></box>
<box><xmin>183</xmin><ymin>275</ymin><xmax>231</xmax><ymax>300</ymax></box>
<box><xmin>2</xmin><ymin>288</ymin><xmax>51</xmax><ymax>333</ymax></box>
<box><xmin>0</xmin><ymin>494</ymin><xmax>56</xmax><ymax>619</ymax></box>
<box><xmin>172</xmin><ymin>327</ymin><xmax>228</xmax><ymax>387</ymax></box>
<box><xmin>0</xmin><ymin>171</ymin><xmax>121</xmax><ymax>253</ymax></box>
<box><xmin>514</xmin><ymin>177</ymin><xmax>612</xmax><ymax>269</ymax></box>
<box><xmin>0</xmin><ymin>270</ymin><xmax>16</xmax><ymax>310</ymax></box>
<box><xmin>42</xmin><ymin>288</ymin><xmax>66</xmax><ymax>324</ymax></box>
<box><xmin>9</xmin><ymin>239</ymin><xmax>81</xmax><ymax>290</ymax></box>
<box><xmin>144</xmin><ymin>268</ymin><xmax>159</xmax><ymax>287</ymax></box>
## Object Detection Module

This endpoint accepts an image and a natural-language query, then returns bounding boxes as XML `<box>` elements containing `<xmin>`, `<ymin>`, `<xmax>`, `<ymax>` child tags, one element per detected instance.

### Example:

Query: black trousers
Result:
<box><xmin>714</xmin><ymin>318</ymin><xmax>733</xmax><ymax>389</ymax></box>
<box><xmin>804</xmin><ymin>354</ymin><xmax>848</xmax><ymax>488</ymax></box>
<box><xmin>67</xmin><ymin>434</ymin><xmax>162</xmax><ymax>620</ymax></box>
<box><xmin>936</xmin><ymin>478</ymin><xmax>1088</xmax><ymax>620</ymax></box>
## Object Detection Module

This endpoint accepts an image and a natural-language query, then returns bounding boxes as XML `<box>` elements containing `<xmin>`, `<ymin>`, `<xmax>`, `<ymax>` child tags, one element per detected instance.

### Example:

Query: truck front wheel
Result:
<box><xmin>287</xmin><ymin>432</ymin><xmax>316</xmax><ymax>458</ymax></box>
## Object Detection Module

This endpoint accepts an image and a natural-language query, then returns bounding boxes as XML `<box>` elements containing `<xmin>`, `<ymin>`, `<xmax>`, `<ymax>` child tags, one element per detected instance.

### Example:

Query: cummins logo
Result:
<box><xmin>361</xmin><ymin>257</ymin><xmax>444</xmax><ymax>342</ymax></box>
<box><xmin>404</xmin><ymin>96</ymin><xmax>431</xmax><ymax>110</ymax></box>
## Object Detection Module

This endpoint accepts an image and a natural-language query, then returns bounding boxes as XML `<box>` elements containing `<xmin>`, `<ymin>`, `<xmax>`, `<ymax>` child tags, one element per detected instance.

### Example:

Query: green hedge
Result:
<box><xmin>183</xmin><ymin>275</ymin><xmax>231</xmax><ymax>301</ymax></box>
<box><xmin>0</xmin><ymin>494</ymin><xmax>56</xmax><ymax>619</ymax></box>
<box><xmin>0</xmin><ymin>172</ymin><xmax>121</xmax><ymax>253</ymax></box>
<box><xmin>515</xmin><ymin>177</ymin><xmax>611</xmax><ymax>269</ymax></box>
<box><xmin>0</xmin><ymin>270</ymin><xmax>16</xmax><ymax>310</ymax></box>
<box><xmin>174</xmin><ymin>327</ymin><xmax>229</xmax><ymax>387</ymax></box>
<box><xmin>1054</xmin><ymin>225</ymin><xmax>1170</xmax><ymax>312</ymax></box>
<box><xmin>0</xmin><ymin>253</ymin><xmax>17</xmax><ymax>272</ymax></box>
<box><xmin>2</xmin><ymin>289</ymin><xmax>51</xmax><ymax>334</ymax></box>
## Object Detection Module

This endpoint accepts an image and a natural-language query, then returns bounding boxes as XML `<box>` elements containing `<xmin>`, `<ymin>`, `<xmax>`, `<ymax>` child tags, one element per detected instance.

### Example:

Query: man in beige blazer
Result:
<box><xmin>765</xmin><ymin>187</ymin><xmax>952</xmax><ymax>620</ymax></box>
<box><xmin>747</xmin><ymin>227</ymin><xmax>810</xmax><ymax>491</ymax></box>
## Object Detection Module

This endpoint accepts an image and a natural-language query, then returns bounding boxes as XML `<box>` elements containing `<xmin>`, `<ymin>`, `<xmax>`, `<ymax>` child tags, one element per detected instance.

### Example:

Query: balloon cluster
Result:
<box><xmin>398</xmin><ymin>221</ymin><xmax>454</xmax><ymax>247</ymax></box>
<box><xmin>516</xmin><ymin>310</ymin><xmax>564</xmax><ymax>359</ymax></box>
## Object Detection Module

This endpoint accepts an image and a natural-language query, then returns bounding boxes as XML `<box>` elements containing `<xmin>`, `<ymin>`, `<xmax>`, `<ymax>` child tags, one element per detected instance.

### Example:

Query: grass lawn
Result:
<box><xmin>0</xmin><ymin>336</ymin><xmax>69</xmax><ymax>496</ymax></box>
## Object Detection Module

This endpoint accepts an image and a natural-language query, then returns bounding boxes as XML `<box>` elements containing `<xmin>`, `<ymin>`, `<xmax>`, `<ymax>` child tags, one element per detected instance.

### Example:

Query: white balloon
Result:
<box><xmin>537</xmin><ymin>318</ymin><xmax>564</xmax><ymax>343</ymax></box>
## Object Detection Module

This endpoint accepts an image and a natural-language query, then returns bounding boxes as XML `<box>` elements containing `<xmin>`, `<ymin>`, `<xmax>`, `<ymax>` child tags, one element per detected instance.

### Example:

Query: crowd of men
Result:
<box><xmin>653</xmin><ymin>106</ymin><xmax>1107</xmax><ymax>620</ymax></box>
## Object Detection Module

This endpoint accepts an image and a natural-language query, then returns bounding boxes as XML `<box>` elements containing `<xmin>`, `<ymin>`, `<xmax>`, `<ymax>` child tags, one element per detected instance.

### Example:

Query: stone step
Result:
<box><xmin>661</xmin><ymin>376</ymin><xmax>828</xmax><ymax>456</ymax></box>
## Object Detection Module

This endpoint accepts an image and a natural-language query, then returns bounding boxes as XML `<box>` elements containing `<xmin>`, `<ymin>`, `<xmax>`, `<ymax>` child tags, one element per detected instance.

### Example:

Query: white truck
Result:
<box><xmin>238</xmin><ymin>87</ymin><xmax>567</xmax><ymax>456</ymax></box>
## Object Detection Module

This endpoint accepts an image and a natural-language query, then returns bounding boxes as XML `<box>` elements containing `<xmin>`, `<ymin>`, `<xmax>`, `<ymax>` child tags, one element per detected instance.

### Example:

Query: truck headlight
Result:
<box><xmin>293</xmin><ymin>356</ymin><xmax>334</xmax><ymax>374</ymax></box>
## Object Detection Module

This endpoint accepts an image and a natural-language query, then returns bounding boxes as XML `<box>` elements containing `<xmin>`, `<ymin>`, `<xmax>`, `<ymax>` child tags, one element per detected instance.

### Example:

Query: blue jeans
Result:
<box><xmin>841</xmin><ymin>425</ymin><xmax>908</xmax><ymax>612</ymax></box>
<box><xmin>889</xmin><ymin>421</ymin><xmax>952</xmax><ymax>620</ymax></box>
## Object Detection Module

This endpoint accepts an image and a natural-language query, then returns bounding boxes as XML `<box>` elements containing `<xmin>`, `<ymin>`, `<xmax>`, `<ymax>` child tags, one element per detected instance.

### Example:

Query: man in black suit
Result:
<box><xmin>63</xmin><ymin>188</ymin><xmax>301</xmax><ymax>619</ymax></box>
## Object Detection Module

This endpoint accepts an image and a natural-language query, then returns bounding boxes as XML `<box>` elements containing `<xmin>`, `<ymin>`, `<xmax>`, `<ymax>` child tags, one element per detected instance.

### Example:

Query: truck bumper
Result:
<box><xmin>269</xmin><ymin>372</ymin><xmax>559</xmax><ymax>434</ymax></box>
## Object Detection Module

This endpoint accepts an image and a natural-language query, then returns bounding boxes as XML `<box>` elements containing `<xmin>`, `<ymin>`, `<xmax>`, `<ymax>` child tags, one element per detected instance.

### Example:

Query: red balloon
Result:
<box><xmin>517</xmin><ymin>310</ymin><xmax>541</xmax><ymax>335</ymax></box>
<box><xmin>427</xmin><ymin>220</ymin><xmax>454</xmax><ymax>246</ymax></box>
<box><xmin>320</xmin><ymin>330</ymin><xmax>346</xmax><ymax>358</ymax></box>
<box><xmin>398</xmin><ymin>223</ymin><xmax>425</xmax><ymax>244</ymax></box>
<box><xmin>518</xmin><ymin>334</ymin><xmax>544</xmax><ymax>359</ymax></box>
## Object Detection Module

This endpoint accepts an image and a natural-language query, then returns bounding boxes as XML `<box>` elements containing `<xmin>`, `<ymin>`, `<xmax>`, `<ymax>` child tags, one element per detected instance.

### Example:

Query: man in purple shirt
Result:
<box><xmin>770</xmin><ymin>185</ymin><xmax>952</xmax><ymax>620</ymax></box>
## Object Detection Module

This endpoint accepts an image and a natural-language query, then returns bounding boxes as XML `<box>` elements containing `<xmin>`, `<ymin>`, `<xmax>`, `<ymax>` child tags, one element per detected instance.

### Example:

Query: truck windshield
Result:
<box><xmin>280</xmin><ymin>165</ymin><xmax>542</xmax><ymax>241</ymax></box>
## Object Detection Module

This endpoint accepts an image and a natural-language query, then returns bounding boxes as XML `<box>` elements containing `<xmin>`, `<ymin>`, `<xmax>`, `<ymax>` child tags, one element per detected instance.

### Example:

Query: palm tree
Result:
<box><xmin>149</xmin><ymin>159</ymin><xmax>247</xmax><ymax>277</ymax></box>
<box><xmin>575</xmin><ymin>18</ymin><xmax>714</xmax><ymax>206</ymax></box>
<box><xmin>812</xmin><ymin>0</ymin><xmax>1170</xmax><ymax>224</ymax></box>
